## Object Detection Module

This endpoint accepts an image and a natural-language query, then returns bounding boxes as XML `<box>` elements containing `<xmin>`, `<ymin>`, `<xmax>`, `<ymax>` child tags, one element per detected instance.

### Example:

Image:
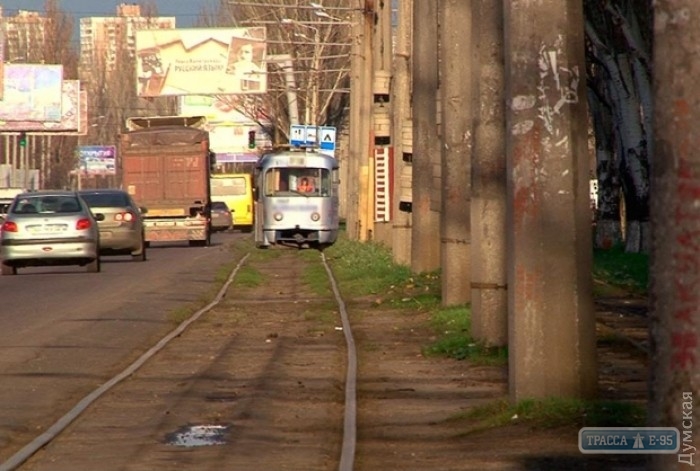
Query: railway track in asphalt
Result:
<box><xmin>2</xmin><ymin>248</ymin><xmax>357</xmax><ymax>471</ymax></box>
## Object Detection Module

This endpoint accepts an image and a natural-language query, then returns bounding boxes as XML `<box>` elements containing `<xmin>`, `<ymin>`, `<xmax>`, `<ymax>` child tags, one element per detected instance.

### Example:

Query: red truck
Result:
<box><xmin>120</xmin><ymin>116</ymin><xmax>215</xmax><ymax>246</ymax></box>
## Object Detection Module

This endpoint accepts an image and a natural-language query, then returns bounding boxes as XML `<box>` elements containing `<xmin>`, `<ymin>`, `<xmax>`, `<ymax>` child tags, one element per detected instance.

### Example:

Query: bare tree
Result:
<box><xmin>200</xmin><ymin>0</ymin><xmax>353</xmax><ymax>142</ymax></box>
<box><xmin>41</xmin><ymin>0</ymin><xmax>79</xmax><ymax>189</ymax></box>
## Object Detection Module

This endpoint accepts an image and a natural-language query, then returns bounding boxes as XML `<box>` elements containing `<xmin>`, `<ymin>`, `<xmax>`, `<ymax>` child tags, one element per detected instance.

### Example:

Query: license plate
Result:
<box><xmin>27</xmin><ymin>224</ymin><xmax>67</xmax><ymax>234</ymax></box>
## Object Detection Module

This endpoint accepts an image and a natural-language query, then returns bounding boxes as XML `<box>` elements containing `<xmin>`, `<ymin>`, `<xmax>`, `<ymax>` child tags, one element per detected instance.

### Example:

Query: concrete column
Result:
<box><xmin>649</xmin><ymin>1</ymin><xmax>700</xmax><ymax>468</ymax></box>
<box><xmin>438</xmin><ymin>0</ymin><xmax>472</xmax><ymax>305</ymax></box>
<box><xmin>347</xmin><ymin>7</ymin><xmax>366</xmax><ymax>240</ymax></box>
<box><xmin>390</xmin><ymin>1</ymin><xmax>412</xmax><ymax>266</ymax></box>
<box><xmin>504</xmin><ymin>0</ymin><xmax>597</xmax><ymax>400</ymax></box>
<box><xmin>471</xmin><ymin>0</ymin><xmax>507</xmax><ymax>346</ymax></box>
<box><xmin>411</xmin><ymin>0</ymin><xmax>440</xmax><ymax>273</ymax></box>
<box><xmin>356</xmin><ymin>4</ymin><xmax>375</xmax><ymax>241</ymax></box>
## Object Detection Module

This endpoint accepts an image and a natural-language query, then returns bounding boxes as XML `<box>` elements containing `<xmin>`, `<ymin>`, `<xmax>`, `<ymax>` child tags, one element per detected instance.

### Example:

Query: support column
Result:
<box><xmin>504</xmin><ymin>0</ymin><xmax>597</xmax><ymax>400</ymax></box>
<box><xmin>390</xmin><ymin>1</ymin><xmax>412</xmax><ymax>266</ymax></box>
<box><xmin>649</xmin><ymin>1</ymin><xmax>700</xmax><ymax>468</ymax></box>
<box><xmin>347</xmin><ymin>7</ymin><xmax>368</xmax><ymax>239</ymax></box>
<box><xmin>438</xmin><ymin>0</ymin><xmax>472</xmax><ymax>305</ymax></box>
<box><xmin>471</xmin><ymin>0</ymin><xmax>507</xmax><ymax>346</ymax></box>
<box><xmin>411</xmin><ymin>0</ymin><xmax>440</xmax><ymax>273</ymax></box>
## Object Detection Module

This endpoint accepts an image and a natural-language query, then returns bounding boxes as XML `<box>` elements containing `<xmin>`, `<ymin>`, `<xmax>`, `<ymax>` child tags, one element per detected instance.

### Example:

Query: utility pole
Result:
<box><xmin>471</xmin><ymin>0</ymin><xmax>507</xmax><ymax>346</ymax></box>
<box><xmin>438</xmin><ymin>0</ymin><xmax>472</xmax><ymax>305</ymax></box>
<box><xmin>390</xmin><ymin>1</ymin><xmax>412</xmax><ymax>266</ymax></box>
<box><xmin>649</xmin><ymin>1</ymin><xmax>700</xmax><ymax>468</ymax></box>
<box><xmin>411</xmin><ymin>0</ymin><xmax>440</xmax><ymax>273</ymax></box>
<box><xmin>504</xmin><ymin>0</ymin><xmax>597</xmax><ymax>400</ymax></box>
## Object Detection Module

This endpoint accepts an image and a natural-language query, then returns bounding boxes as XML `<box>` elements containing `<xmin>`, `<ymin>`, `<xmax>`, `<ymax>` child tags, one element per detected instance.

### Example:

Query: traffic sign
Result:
<box><xmin>290</xmin><ymin>124</ymin><xmax>307</xmax><ymax>147</ymax></box>
<box><xmin>319</xmin><ymin>126</ymin><xmax>336</xmax><ymax>152</ymax></box>
<box><xmin>289</xmin><ymin>125</ymin><xmax>336</xmax><ymax>155</ymax></box>
<box><xmin>306</xmin><ymin>126</ymin><xmax>318</xmax><ymax>145</ymax></box>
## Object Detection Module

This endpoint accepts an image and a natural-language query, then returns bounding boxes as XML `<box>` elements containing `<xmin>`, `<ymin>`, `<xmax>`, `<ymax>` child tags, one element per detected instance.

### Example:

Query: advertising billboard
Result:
<box><xmin>0</xmin><ymin>64</ymin><xmax>63</xmax><ymax>122</ymax></box>
<box><xmin>0</xmin><ymin>80</ymin><xmax>81</xmax><ymax>133</ymax></box>
<box><xmin>180</xmin><ymin>95</ymin><xmax>254</xmax><ymax>124</ymax></box>
<box><xmin>76</xmin><ymin>145</ymin><xmax>116</xmax><ymax>176</ymax></box>
<box><xmin>135</xmin><ymin>27</ymin><xmax>267</xmax><ymax>97</ymax></box>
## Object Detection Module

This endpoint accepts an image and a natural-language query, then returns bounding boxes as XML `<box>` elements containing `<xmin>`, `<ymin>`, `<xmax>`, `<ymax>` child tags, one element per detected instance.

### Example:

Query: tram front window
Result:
<box><xmin>264</xmin><ymin>168</ymin><xmax>331</xmax><ymax>196</ymax></box>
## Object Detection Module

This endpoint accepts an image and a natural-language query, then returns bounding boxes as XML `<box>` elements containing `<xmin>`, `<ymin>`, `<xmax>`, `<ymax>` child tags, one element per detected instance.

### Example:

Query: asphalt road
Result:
<box><xmin>0</xmin><ymin>232</ymin><xmax>243</xmax><ymax>463</ymax></box>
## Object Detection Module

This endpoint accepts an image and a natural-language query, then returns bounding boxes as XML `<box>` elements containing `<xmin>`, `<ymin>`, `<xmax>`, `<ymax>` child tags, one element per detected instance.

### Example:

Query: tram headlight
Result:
<box><xmin>274</xmin><ymin>212</ymin><xmax>283</xmax><ymax>221</ymax></box>
<box><xmin>311</xmin><ymin>212</ymin><xmax>320</xmax><ymax>222</ymax></box>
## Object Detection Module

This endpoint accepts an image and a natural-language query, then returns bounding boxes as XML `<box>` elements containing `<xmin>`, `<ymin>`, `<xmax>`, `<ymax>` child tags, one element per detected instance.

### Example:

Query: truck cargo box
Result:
<box><xmin>120</xmin><ymin>124</ymin><xmax>213</xmax><ymax>245</ymax></box>
<box><xmin>121</xmin><ymin>126</ymin><xmax>210</xmax><ymax>214</ymax></box>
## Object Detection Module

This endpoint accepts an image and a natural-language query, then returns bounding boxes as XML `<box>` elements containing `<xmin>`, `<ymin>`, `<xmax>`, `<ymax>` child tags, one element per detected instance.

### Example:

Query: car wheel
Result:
<box><xmin>1</xmin><ymin>262</ymin><xmax>17</xmax><ymax>275</ymax></box>
<box><xmin>86</xmin><ymin>257</ymin><xmax>101</xmax><ymax>273</ymax></box>
<box><xmin>132</xmin><ymin>240</ymin><xmax>147</xmax><ymax>262</ymax></box>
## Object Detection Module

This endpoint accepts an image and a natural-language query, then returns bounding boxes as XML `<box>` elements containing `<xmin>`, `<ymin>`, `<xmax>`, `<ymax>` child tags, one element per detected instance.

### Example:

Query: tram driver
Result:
<box><xmin>297</xmin><ymin>176</ymin><xmax>315</xmax><ymax>193</ymax></box>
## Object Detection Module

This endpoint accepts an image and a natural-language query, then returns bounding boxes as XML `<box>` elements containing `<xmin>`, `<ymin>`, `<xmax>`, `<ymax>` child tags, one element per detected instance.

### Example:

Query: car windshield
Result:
<box><xmin>212</xmin><ymin>202</ymin><xmax>228</xmax><ymax>210</ymax></box>
<box><xmin>81</xmin><ymin>193</ymin><xmax>130</xmax><ymax>208</ymax></box>
<box><xmin>12</xmin><ymin>195</ymin><xmax>82</xmax><ymax>214</ymax></box>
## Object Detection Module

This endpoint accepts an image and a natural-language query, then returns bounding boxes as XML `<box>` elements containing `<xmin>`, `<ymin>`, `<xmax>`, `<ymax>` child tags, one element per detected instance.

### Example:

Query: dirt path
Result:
<box><xmin>18</xmin><ymin>249</ymin><xmax>649</xmax><ymax>471</ymax></box>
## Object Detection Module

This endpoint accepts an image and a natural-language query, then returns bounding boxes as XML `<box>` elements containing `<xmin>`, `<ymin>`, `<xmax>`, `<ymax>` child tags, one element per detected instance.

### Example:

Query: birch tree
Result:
<box><xmin>584</xmin><ymin>0</ymin><xmax>653</xmax><ymax>253</ymax></box>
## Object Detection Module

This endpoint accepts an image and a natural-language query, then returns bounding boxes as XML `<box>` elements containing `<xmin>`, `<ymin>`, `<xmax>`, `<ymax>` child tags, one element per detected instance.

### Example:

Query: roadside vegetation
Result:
<box><xmin>593</xmin><ymin>244</ymin><xmax>649</xmax><ymax>296</ymax></box>
<box><xmin>325</xmin><ymin>232</ymin><xmax>650</xmax><ymax>429</ymax></box>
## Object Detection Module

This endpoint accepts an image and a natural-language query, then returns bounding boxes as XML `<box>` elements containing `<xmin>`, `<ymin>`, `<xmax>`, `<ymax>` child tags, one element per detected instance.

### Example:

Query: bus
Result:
<box><xmin>210</xmin><ymin>173</ymin><xmax>254</xmax><ymax>232</ymax></box>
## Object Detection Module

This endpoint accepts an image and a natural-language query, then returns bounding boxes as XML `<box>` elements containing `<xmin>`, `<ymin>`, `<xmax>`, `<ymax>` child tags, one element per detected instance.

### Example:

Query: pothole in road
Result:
<box><xmin>165</xmin><ymin>424</ymin><xmax>229</xmax><ymax>447</ymax></box>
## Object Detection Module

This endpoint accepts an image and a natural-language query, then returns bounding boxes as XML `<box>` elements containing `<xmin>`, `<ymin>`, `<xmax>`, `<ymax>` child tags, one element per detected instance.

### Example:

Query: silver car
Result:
<box><xmin>78</xmin><ymin>189</ymin><xmax>147</xmax><ymax>261</ymax></box>
<box><xmin>0</xmin><ymin>191</ymin><xmax>102</xmax><ymax>275</ymax></box>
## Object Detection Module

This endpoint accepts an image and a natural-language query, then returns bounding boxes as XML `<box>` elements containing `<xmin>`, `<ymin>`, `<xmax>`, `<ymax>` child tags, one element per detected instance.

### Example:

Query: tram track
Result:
<box><xmin>1</xmin><ymin>242</ymin><xmax>651</xmax><ymax>471</ymax></box>
<box><xmin>3</xmin><ymin>248</ymin><xmax>358</xmax><ymax>471</ymax></box>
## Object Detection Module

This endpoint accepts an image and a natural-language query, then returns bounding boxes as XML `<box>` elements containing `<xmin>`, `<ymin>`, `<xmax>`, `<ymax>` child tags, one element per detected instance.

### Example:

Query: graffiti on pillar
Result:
<box><xmin>536</xmin><ymin>36</ymin><xmax>581</xmax><ymax>141</ymax></box>
<box><xmin>509</xmin><ymin>36</ymin><xmax>582</xmax><ymax>228</ymax></box>
<box><xmin>671</xmin><ymin>158</ymin><xmax>700</xmax><ymax>370</ymax></box>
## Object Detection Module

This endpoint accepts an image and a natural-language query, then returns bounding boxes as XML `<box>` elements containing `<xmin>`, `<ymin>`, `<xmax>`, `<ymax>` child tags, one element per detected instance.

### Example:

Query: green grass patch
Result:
<box><xmin>324</xmin><ymin>236</ymin><xmax>414</xmax><ymax>297</ymax></box>
<box><xmin>593</xmin><ymin>245</ymin><xmax>648</xmax><ymax>295</ymax></box>
<box><xmin>299</xmin><ymin>249</ymin><xmax>333</xmax><ymax>296</ymax></box>
<box><xmin>234</xmin><ymin>265</ymin><xmax>265</xmax><ymax>287</ymax></box>
<box><xmin>457</xmin><ymin>397</ymin><xmax>646</xmax><ymax>432</ymax></box>
<box><xmin>424</xmin><ymin>305</ymin><xmax>507</xmax><ymax>364</ymax></box>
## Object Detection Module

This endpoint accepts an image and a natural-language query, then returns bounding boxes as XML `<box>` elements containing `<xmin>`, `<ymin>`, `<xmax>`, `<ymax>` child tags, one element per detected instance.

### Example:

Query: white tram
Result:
<box><xmin>254</xmin><ymin>149</ymin><xmax>340</xmax><ymax>249</ymax></box>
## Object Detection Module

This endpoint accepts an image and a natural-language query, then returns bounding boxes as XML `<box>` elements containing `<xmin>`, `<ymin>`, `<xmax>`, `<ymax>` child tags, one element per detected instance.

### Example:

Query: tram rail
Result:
<box><xmin>1</xmin><ymin>248</ymin><xmax>357</xmax><ymax>471</ymax></box>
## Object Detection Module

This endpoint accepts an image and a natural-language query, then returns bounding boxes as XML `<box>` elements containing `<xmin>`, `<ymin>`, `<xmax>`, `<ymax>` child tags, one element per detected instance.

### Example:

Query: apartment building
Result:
<box><xmin>2</xmin><ymin>8</ymin><xmax>48</xmax><ymax>63</ymax></box>
<box><xmin>79</xmin><ymin>3</ymin><xmax>175</xmax><ymax>79</ymax></box>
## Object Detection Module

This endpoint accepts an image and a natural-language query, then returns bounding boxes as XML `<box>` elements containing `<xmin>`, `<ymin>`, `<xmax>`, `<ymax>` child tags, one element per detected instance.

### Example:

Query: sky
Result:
<box><xmin>0</xmin><ymin>1</ymin><xmax>217</xmax><ymax>29</ymax></box>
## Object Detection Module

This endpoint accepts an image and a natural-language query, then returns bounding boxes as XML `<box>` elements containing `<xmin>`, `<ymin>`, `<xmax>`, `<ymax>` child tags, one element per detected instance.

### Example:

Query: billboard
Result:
<box><xmin>75</xmin><ymin>146</ymin><xmax>116</xmax><ymax>176</ymax></box>
<box><xmin>180</xmin><ymin>95</ymin><xmax>254</xmax><ymax>124</ymax></box>
<box><xmin>0</xmin><ymin>80</ymin><xmax>81</xmax><ymax>133</ymax></box>
<box><xmin>135</xmin><ymin>27</ymin><xmax>267</xmax><ymax>97</ymax></box>
<box><xmin>0</xmin><ymin>64</ymin><xmax>63</xmax><ymax>122</ymax></box>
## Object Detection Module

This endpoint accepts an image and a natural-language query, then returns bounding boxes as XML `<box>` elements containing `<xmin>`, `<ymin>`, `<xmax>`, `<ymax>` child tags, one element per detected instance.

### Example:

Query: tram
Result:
<box><xmin>254</xmin><ymin>149</ymin><xmax>340</xmax><ymax>249</ymax></box>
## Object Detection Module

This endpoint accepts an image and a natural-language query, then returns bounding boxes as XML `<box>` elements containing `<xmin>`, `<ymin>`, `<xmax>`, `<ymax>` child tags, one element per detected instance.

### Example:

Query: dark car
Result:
<box><xmin>210</xmin><ymin>201</ymin><xmax>233</xmax><ymax>232</ymax></box>
<box><xmin>78</xmin><ymin>189</ymin><xmax>147</xmax><ymax>261</ymax></box>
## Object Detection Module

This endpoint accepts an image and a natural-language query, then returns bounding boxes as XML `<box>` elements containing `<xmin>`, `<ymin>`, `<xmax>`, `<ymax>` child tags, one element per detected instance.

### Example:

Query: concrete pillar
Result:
<box><xmin>649</xmin><ymin>1</ymin><xmax>700</xmax><ymax>468</ymax></box>
<box><xmin>504</xmin><ymin>0</ymin><xmax>597</xmax><ymax>400</ymax></box>
<box><xmin>471</xmin><ymin>0</ymin><xmax>507</xmax><ymax>346</ymax></box>
<box><xmin>438</xmin><ymin>0</ymin><xmax>472</xmax><ymax>305</ymax></box>
<box><xmin>411</xmin><ymin>0</ymin><xmax>440</xmax><ymax>273</ymax></box>
<box><xmin>347</xmin><ymin>6</ymin><xmax>374</xmax><ymax>240</ymax></box>
<box><xmin>390</xmin><ymin>1</ymin><xmax>413</xmax><ymax>266</ymax></box>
